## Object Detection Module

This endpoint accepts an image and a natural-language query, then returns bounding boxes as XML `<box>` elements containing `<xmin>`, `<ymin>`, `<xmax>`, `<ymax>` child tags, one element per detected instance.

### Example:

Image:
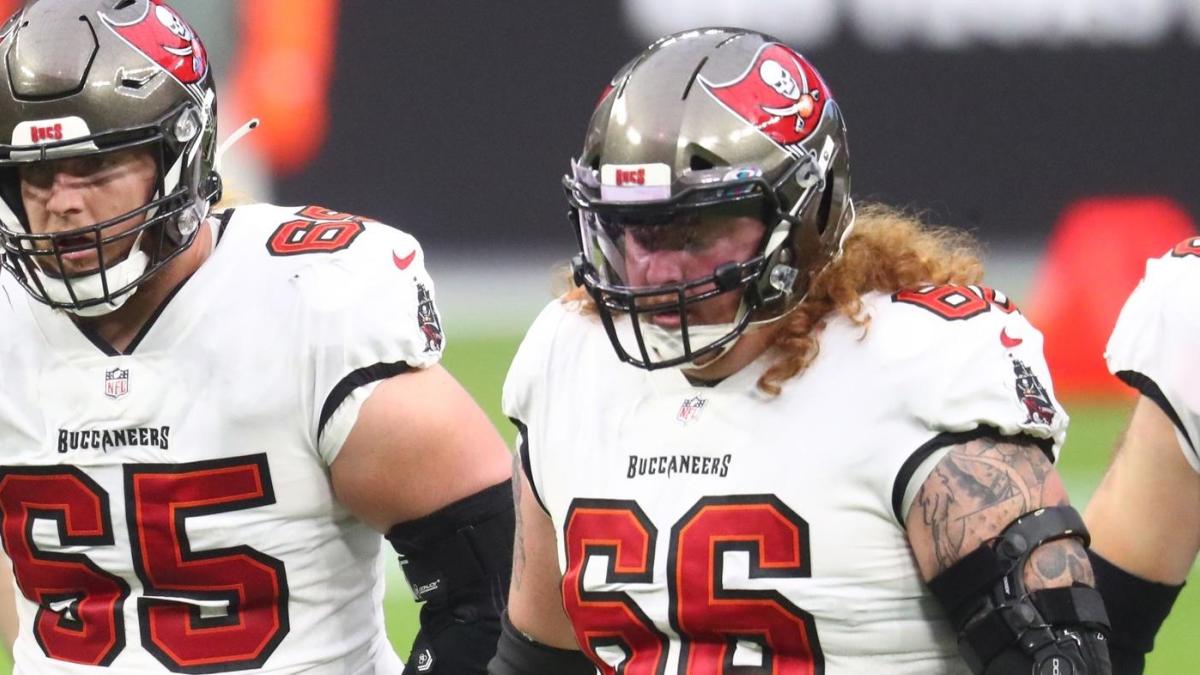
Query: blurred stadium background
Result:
<box><xmin>2</xmin><ymin>0</ymin><xmax>1198</xmax><ymax>671</ymax></box>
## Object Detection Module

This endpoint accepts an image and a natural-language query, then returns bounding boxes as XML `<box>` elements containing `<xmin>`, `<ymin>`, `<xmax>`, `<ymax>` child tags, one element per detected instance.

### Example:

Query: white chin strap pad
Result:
<box><xmin>640</xmin><ymin>319</ymin><xmax>741</xmax><ymax>368</ymax></box>
<box><xmin>38</xmin><ymin>247</ymin><xmax>150</xmax><ymax>317</ymax></box>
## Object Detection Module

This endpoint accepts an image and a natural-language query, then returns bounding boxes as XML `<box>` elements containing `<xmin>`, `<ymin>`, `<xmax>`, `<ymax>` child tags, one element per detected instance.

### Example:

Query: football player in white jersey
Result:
<box><xmin>0</xmin><ymin>1</ymin><xmax>513</xmax><ymax>673</ymax></box>
<box><xmin>1084</xmin><ymin>238</ymin><xmax>1200</xmax><ymax>674</ymax></box>
<box><xmin>488</xmin><ymin>29</ymin><xmax>1112</xmax><ymax>675</ymax></box>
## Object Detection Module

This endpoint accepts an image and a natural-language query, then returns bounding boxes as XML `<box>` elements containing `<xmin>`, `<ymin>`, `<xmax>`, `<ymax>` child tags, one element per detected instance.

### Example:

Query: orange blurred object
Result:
<box><xmin>1026</xmin><ymin>197</ymin><xmax>1197</xmax><ymax>398</ymax></box>
<box><xmin>0</xmin><ymin>0</ymin><xmax>337</xmax><ymax>176</ymax></box>
<box><xmin>229</xmin><ymin>0</ymin><xmax>338</xmax><ymax>176</ymax></box>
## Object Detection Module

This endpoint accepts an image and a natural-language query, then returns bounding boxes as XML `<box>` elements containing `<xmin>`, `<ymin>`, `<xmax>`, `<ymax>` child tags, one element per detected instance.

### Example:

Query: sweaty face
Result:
<box><xmin>622</xmin><ymin>212</ymin><xmax>766</xmax><ymax>327</ymax></box>
<box><xmin>19</xmin><ymin>147</ymin><xmax>158</xmax><ymax>278</ymax></box>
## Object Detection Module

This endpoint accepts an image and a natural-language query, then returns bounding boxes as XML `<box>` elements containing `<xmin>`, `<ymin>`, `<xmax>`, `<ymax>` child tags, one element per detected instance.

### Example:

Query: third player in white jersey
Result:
<box><xmin>1085</xmin><ymin>237</ymin><xmax>1200</xmax><ymax>674</ymax></box>
<box><xmin>1105</xmin><ymin>238</ymin><xmax>1200</xmax><ymax>471</ymax></box>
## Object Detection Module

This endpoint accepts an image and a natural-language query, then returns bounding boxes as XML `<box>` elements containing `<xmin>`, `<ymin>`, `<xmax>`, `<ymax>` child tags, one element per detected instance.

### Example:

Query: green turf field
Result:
<box><xmin>0</xmin><ymin>333</ymin><xmax>1194</xmax><ymax>673</ymax></box>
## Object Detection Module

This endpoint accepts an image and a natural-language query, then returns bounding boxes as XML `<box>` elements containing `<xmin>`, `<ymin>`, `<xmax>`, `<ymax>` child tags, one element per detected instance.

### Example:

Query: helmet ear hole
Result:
<box><xmin>689</xmin><ymin>154</ymin><xmax>715</xmax><ymax>172</ymax></box>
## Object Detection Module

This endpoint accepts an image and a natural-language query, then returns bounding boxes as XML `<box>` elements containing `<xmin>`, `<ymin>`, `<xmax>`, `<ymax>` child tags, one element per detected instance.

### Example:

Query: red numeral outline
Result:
<box><xmin>266</xmin><ymin>206</ymin><xmax>365</xmax><ymax>256</ymax></box>
<box><xmin>562</xmin><ymin>500</ymin><xmax>668</xmax><ymax>675</ymax></box>
<box><xmin>892</xmin><ymin>284</ymin><xmax>1017</xmax><ymax>320</ymax></box>
<box><xmin>562</xmin><ymin>497</ymin><xmax>824</xmax><ymax>675</ymax></box>
<box><xmin>0</xmin><ymin>468</ymin><xmax>129</xmax><ymax>666</ymax></box>
<box><xmin>892</xmin><ymin>285</ymin><xmax>990</xmax><ymax>320</ymax></box>
<box><xmin>126</xmin><ymin>456</ymin><xmax>289</xmax><ymax>673</ymax></box>
<box><xmin>1172</xmin><ymin>237</ymin><xmax>1200</xmax><ymax>258</ymax></box>
<box><xmin>977</xmin><ymin>286</ymin><xmax>1017</xmax><ymax>314</ymax></box>
<box><xmin>670</xmin><ymin>495</ymin><xmax>822</xmax><ymax>675</ymax></box>
<box><xmin>296</xmin><ymin>205</ymin><xmax>359</xmax><ymax>221</ymax></box>
<box><xmin>0</xmin><ymin>457</ymin><xmax>288</xmax><ymax>672</ymax></box>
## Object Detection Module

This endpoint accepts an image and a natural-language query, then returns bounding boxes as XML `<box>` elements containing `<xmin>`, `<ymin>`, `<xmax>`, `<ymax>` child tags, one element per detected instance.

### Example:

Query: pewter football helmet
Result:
<box><xmin>566</xmin><ymin>28</ymin><xmax>852</xmax><ymax>370</ymax></box>
<box><xmin>0</xmin><ymin>0</ymin><xmax>219</xmax><ymax>315</ymax></box>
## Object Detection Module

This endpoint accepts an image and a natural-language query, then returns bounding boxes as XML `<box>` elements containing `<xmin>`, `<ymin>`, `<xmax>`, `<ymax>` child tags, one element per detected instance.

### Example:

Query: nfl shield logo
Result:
<box><xmin>676</xmin><ymin>396</ymin><xmax>707</xmax><ymax>425</ymax></box>
<box><xmin>104</xmin><ymin>367</ymin><xmax>129</xmax><ymax>399</ymax></box>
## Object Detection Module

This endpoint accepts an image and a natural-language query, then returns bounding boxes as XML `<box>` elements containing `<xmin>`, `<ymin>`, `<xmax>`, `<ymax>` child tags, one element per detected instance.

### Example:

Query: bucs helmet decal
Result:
<box><xmin>700</xmin><ymin>43</ymin><xmax>831</xmax><ymax>148</ymax></box>
<box><xmin>101</xmin><ymin>0</ymin><xmax>208</xmax><ymax>87</ymax></box>
<box><xmin>0</xmin><ymin>8</ymin><xmax>22</xmax><ymax>42</ymax></box>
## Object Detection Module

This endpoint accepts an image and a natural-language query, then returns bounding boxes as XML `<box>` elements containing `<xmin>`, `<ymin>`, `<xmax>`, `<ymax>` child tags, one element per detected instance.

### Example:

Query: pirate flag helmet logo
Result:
<box><xmin>1012</xmin><ymin>358</ymin><xmax>1056</xmax><ymax>425</ymax></box>
<box><xmin>700</xmin><ymin>43</ymin><xmax>832</xmax><ymax>148</ymax></box>
<box><xmin>102</xmin><ymin>0</ymin><xmax>208</xmax><ymax>85</ymax></box>
<box><xmin>415</xmin><ymin>283</ymin><xmax>444</xmax><ymax>353</ymax></box>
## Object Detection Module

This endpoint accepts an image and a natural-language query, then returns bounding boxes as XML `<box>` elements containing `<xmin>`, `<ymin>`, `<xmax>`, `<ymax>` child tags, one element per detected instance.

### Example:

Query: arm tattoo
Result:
<box><xmin>510</xmin><ymin>451</ymin><xmax>527</xmax><ymax>591</ymax></box>
<box><xmin>1026</xmin><ymin>539</ymin><xmax>1094</xmax><ymax>589</ymax></box>
<box><xmin>911</xmin><ymin>436</ymin><xmax>1091</xmax><ymax>589</ymax></box>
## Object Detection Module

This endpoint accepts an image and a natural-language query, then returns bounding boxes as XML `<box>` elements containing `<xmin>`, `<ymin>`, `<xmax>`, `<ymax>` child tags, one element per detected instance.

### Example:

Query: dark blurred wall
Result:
<box><xmin>276</xmin><ymin>3</ymin><xmax>1200</xmax><ymax>252</ymax></box>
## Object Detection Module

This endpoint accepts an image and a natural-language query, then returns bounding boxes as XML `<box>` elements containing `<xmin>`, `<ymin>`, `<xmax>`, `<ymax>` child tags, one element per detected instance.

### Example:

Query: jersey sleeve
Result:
<box><xmin>302</xmin><ymin>224</ymin><xmax>447</xmax><ymax>464</ymax></box>
<box><xmin>876</xmin><ymin>287</ymin><xmax>1069</xmax><ymax>522</ymax></box>
<box><xmin>1105</xmin><ymin>253</ymin><xmax>1200</xmax><ymax>471</ymax></box>
<box><xmin>501</xmin><ymin>300</ymin><xmax>571</xmax><ymax>515</ymax></box>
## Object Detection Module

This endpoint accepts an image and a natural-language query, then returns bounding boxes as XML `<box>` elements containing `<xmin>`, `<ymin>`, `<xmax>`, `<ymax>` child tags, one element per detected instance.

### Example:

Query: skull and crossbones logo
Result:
<box><xmin>758</xmin><ymin>59</ymin><xmax>820</xmax><ymax>133</ymax></box>
<box><xmin>701</xmin><ymin>43</ymin><xmax>830</xmax><ymax>147</ymax></box>
<box><xmin>155</xmin><ymin>4</ymin><xmax>195</xmax><ymax>57</ymax></box>
<box><xmin>101</xmin><ymin>0</ymin><xmax>208</xmax><ymax>84</ymax></box>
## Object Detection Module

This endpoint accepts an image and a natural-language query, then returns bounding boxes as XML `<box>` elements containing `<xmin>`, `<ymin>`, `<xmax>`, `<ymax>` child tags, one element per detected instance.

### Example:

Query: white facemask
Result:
<box><xmin>36</xmin><ymin>246</ymin><xmax>150</xmax><ymax>317</ymax></box>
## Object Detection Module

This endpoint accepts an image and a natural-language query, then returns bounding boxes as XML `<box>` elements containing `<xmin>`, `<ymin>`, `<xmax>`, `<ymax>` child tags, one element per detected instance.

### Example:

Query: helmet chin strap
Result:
<box><xmin>37</xmin><ymin>234</ymin><xmax>150</xmax><ymax>317</ymax></box>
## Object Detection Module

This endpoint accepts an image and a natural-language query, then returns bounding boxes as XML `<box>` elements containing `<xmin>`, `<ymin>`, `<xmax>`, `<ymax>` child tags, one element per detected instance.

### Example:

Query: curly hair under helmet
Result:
<box><xmin>561</xmin><ymin>202</ymin><xmax>986</xmax><ymax>395</ymax></box>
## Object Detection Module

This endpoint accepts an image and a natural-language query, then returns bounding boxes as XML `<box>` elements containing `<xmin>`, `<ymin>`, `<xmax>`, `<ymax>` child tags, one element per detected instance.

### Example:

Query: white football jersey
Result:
<box><xmin>1106</xmin><ymin>239</ymin><xmax>1200</xmax><ymax>472</ymax></box>
<box><xmin>504</xmin><ymin>286</ymin><xmax>1066</xmax><ymax>675</ymax></box>
<box><xmin>0</xmin><ymin>204</ymin><xmax>446</xmax><ymax>673</ymax></box>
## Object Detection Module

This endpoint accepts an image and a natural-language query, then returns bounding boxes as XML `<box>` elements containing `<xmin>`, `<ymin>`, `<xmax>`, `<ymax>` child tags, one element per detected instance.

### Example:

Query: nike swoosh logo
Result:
<box><xmin>1000</xmin><ymin>327</ymin><xmax>1023</xmax><ymax>349</ymax></box>
<box><xmin>393</xmin><ymin>250</ymin><xmax>416</xmax><ymax>270</ymax></box>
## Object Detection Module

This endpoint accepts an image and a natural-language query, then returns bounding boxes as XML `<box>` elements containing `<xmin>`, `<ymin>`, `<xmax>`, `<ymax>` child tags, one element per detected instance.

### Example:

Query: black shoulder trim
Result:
<box><xmin>509</xmin><ymin>417</ymin><xmax>549</xmax><ymax>516</ymax></box>
<box><xmin>123</xmin><ymin>275</ymin><xmax>192</xmax><ymax>354</ymax></box>
<box><xmin>317</xmin><ymin>361</ymin><xmax>412</xmax><ymax>439</ymax></box>
<box><xmin>215</xmin><ymin>208</ymin><xmax>235</xmax><ymax>243</ymax></box>
<box><xmin>76</xmin><ymin>322</ymin><xmax>120</xmax><ymax>356</ymax></box>
<box><xmin>73</xmin><ymin>271</ymin><xmax>193</xmax><ymax>357</ymax></box>
<box><xmin>891</xmin><ymin>425</ymin><xmax>1056</xmax><ymax>524</ymax></box>
<box><xmin>1115</xmin><ymin>369</ymin><xmax>1194</xmax><ymax>454</ymax></box>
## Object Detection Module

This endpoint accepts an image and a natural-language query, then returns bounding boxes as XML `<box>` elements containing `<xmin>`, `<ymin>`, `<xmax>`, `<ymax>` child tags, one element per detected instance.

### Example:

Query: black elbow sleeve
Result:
<box><xmin>386</xmin><ymin>479</ymin><xmax>515</xmax><ymax>674</ymax></box>
<box><xmin>1088</xmin><ymin>550</ymin><xmax>1184</xmax><ymax>675</ymax></box>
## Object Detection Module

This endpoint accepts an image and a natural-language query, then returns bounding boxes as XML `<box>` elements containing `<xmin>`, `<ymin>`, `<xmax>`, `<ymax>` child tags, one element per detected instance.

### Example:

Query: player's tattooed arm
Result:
<box><xmin>905</xmin><ymin>435</ymin><xmax>1094</xmax><ymax>590</ymax></box>
<box><xmin>506</xmin><ymin>448</ymin><xmax>580</xmax><ymax>650</ymax></box>
<box><xmin>510</xmin><ymin>451</ymin><xmax>527</xmax><ymax>592</ymax></box>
